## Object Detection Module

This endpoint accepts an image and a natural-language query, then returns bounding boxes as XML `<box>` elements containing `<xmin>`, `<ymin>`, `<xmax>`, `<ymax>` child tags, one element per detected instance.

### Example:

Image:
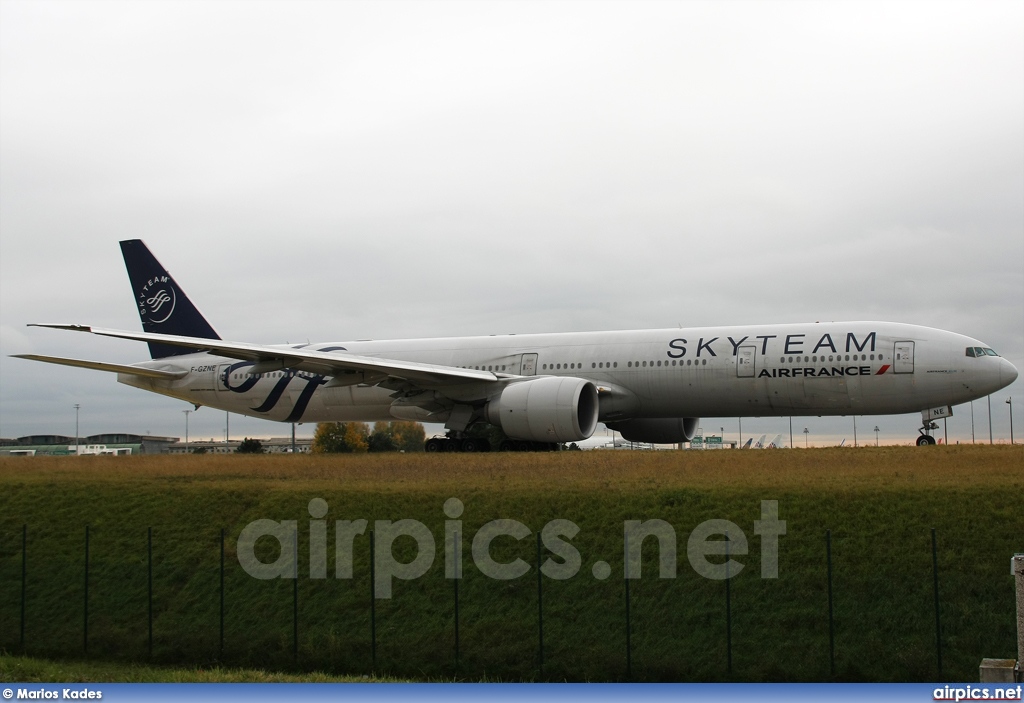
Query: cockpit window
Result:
<box><xmin>967</xmin><ymin>346</ymin><xmax>1000</xmax><ymax>357</ymax></box>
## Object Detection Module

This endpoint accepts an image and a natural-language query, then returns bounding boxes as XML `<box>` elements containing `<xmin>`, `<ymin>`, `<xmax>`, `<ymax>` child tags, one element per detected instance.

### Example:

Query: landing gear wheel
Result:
<box><xmin>499</xmin><ymin>440</ymin><xmax>516</xmax><ymax>452</ymax></box>
<box><xmin>916</xmin><ymin>435</ymin><xmax>936</xmax><ymax>446</ymax></box>
<box><xmin>424</xmin><ymin>438</ymin><xmax>443</xmax><ymax>453</ymax></box>
<box><xmin>462</xmin><ymin>438</ymin><xmax>482</xmax><ymax>453</ymax></box>
<box><xmin>446</xmin><ymin>438</ymin><xmax>463</xmax><ymax>452</ymax></box>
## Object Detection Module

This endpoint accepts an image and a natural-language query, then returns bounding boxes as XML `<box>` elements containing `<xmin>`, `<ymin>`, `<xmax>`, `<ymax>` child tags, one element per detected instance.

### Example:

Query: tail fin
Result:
<box><xmin>120</xmin><ymin>239</ymin><xmax>221</xmax><ymax>359</ymax></box>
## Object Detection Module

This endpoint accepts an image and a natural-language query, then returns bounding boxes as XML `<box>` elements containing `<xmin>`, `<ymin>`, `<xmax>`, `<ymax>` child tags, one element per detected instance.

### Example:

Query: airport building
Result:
<box><xmin>0</xmin><ymin>433</ymin><xmax>314</xmax><ymax>456</ymax></box>
<box><xmin>0</xmin><ymin>433</ymin><xmax>181</xmax><ymax>456</ymax></box>
<box><xmin>165</xmin><ymin>437</ymin><xmax>313</xmax><ymax>454</ymax></box>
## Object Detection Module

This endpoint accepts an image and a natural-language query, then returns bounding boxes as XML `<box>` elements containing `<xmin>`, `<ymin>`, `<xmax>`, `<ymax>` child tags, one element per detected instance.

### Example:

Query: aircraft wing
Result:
<box><xmin>27</xmin><ymin>324</ymin><xmax>501</xmax><ymax>387</ymax></box>
<box><xmin>10</xmin><ymin>353</ymin><xmax>189</xmax><ymax>379</ymax></box>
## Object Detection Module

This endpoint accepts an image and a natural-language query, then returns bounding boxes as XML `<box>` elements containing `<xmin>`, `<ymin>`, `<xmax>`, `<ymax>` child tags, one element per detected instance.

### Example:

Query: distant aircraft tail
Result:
<box><xmin>119</xmin><ymin>239</ymin><xmax>221</xmax><ymax>359</ymax></box>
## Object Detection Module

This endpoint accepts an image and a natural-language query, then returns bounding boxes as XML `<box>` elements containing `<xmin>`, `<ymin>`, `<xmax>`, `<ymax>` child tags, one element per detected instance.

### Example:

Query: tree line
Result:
<box><xmin>311</xmin><ymin>421</ymin><xmax>426</xmax><ymax>453</ymax></box>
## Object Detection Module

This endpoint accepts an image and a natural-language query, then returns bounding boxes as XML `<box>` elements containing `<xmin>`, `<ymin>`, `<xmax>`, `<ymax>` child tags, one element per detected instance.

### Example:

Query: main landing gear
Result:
<box><xmin>424</xmin><ymin>433</ymin><xmax>561</xmax><ymax>452</ymax></box>
<box><xmin>424</xmin><ymin>436</ymin><xmax>491</xmax><ymax>453</ymax></box>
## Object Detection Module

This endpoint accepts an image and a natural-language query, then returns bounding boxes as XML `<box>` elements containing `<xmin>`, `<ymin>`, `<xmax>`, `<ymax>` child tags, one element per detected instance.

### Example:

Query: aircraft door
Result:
<box><xmin>736</xmin><ymin>346</ymin><xmax>755</xmax><ymax>378</ymax></box>
<box><xmin>215</xmin><ymin>364</ymin><xmax>233</xmax><ymax>392</ymax></box>
<box><xmin>521</xmin><ymin>353</ymin><xmax>538</xmax><ymax>376</ymax></box>
<box><xmin>893</xmin><ymin>341</ymin><xmax>914</xmax><ymax>374</ymax></box>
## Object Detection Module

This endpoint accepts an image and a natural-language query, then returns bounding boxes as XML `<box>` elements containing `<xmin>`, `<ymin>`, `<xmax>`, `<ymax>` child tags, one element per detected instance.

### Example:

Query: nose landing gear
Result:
<box><xmin>916</xmin><ymin>421</ymin><xmax>939</xmax><ymax>446</ymax></box>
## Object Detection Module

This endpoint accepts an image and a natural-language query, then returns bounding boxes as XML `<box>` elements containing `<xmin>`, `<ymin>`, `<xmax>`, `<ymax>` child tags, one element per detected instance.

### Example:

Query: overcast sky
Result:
<box><xmin>1</xmin><ymin>0</ymin><xmax>1021</xmax><ymax>446</ymax></box>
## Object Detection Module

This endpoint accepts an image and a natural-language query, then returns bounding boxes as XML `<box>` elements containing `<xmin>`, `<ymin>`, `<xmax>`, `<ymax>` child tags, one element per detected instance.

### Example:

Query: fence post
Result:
<box><xmin>220</xmin><ymin>527</ymin><xmax>225</xmax><ymax>657</ymax></box>
<box><xmin>537</xmin><ymin>531</ymin><xmax>544</xmax><ymax>677</ymax></box>
<box><xmin>1016</xmin><ymin>554</ymin><xmax>1024</xmax><ymax>674</ymax></box>
<box><xmin>148</xmin><ymin>526</ymin><xmax>153</xmax><ymax>658</ymax></box>
<box><xmin>827</xmin><ymin>529</ymin><xmax>835</xmax><ymax>677</ymax></box>
<box><xmin>625</xmin><ymin>530</ymin><xmax>632</xmax><ymax>680</ymax></box>
<box><xmin>21</xmin><ymin>524</ymin><xmax>26</xmax><ymax>652</ymax></box>
<box><xmin>84</xmin><ymin>525</ymin><xmax>90</xmax><ymax>655</ymax></box>
<box><xmin>293</xmin><ymin>525</ymin><xmax>298</xmax><ymax>663</ymax></box>
<box><xmin>454</xmin><ymin>531</ymin><xmax>460</xmax><ymax>671</ymax></box>
<box><xmin>932</xmin><ymin>527</ymin><xmax>943</xmax><ymax>677</ymax></box>
<box><xmin>725</xmin><ymin>534</ymin><xmax>732</xmax><ymax>676</ymax></box>
<box><xmin>370</xmin><ymin>529</ymin><xmax>376</xmax><ymax>671</ymax></box>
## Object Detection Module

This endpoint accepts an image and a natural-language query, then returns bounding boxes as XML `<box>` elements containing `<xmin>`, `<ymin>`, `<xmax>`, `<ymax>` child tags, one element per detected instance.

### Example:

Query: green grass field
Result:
<box><xmin>1</xmin><ymin>446</ymin><xmax>1021</xmax><ymax>682</ymax></box>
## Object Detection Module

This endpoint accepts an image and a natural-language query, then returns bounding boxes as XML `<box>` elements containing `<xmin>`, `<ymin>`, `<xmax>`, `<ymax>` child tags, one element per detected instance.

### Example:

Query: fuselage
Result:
<box><xmin>119</xmin><ymin>321</ymin><xmax>1017</xmax><ymax>425</ymax></box>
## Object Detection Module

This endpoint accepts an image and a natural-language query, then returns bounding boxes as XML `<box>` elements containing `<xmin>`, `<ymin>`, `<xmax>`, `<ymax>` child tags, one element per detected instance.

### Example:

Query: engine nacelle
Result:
<box><xmin>606</xmin><ymin>417</ymin><xmax>700</xmax><ymax>444</ymax></box>
<box><xmin>485</xmin><ymin>377</ymin><xmax>599</xmax><ymax>443</ymax></box>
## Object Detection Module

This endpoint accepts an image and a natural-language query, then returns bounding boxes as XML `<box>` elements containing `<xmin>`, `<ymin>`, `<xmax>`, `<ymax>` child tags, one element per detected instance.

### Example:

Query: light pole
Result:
<box><xmin>853</xmin><ymin>416</ymin><xmax>858</xmax><ymax>447</ymax></box>
<box><xmin>970</xmin><ymin>401</ymin><xmax>975</xmax><ymax>444</ymax></box>
<box><xmin>73</xmin><ymin>404</ymin><xmax>80</xmax><ymax>455</ymax></box>
<box><xmin>988</xmin><ymin>396</ymin><xmax>993</xmax><ymax>444</ymax></box>
<box><xmin>738</xmin><ymin>417</ymin><xmax>743</xmax><ymax>447</ymax></box>
<box><xmin>1008</xmin><ymin>397</ymin><xmax>1014</xmax><ymax>445</ymax></box>
<box><xmin>803</xmin><ymin>427</ymin><xmax>809</xmax><ymax>448</ymax></box>
<box><xmin>789</xmin><ymin>417</ymin><xmax>793</xmax><ymax>449</ymax></box>
<box><xmin>183</xmin><ymin>409</ymin><xmax>191</xmax><ymax>452</ymax></box>
<box><xmin>721</xmin><ymin>426</ymin><xmax>724</xmax><ymax>450</ymax></box>
<box><xmin>874</xmin><ymin>425</ymin><xmax>880</xmax><ymax>447</ymax></box>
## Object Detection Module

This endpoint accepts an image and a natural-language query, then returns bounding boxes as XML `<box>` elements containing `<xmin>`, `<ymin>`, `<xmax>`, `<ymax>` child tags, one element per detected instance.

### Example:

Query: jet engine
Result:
<box><xmin>606</xmin><ymin>417</ymin><xmax>699</xmax><ymax>444</ymax></box>
<box><xmin>485</xmin><ymin>376</ymin><xmax>599</xmax><ymax>443</ymax></box>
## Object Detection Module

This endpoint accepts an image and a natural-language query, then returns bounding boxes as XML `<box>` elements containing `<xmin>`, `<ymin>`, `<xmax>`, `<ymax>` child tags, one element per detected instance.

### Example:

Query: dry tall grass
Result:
<box><xmin>2</xmin><ymin>445</ymin><xmax>1020</xmax><ymax>493</ymax></box>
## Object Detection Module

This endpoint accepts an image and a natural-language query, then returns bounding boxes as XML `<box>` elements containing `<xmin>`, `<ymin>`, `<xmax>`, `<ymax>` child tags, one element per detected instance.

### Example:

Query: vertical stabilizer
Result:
<box><xmin>119</xmin><ymin>240</ymin><xmax>221</xmax><ymax>359</ymax></box>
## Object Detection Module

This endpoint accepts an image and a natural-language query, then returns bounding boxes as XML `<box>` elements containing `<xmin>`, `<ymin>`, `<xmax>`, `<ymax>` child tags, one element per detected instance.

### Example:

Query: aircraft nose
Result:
<box><xmin>1001</xmin><ymin>358</ymin><xmax>1019</xmax><ymax>388</ymax></box>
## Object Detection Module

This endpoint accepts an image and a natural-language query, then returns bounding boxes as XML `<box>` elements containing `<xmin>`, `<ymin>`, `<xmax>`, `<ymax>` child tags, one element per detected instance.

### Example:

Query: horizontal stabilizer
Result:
<box><xmin>11</xmin><ymin>354</ymin><xmax>187</xmax><ymax>379</ymax></box>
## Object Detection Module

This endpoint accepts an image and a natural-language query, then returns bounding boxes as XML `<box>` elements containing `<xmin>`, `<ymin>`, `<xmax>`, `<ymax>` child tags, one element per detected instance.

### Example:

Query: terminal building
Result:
<box><xmin>0</xmin><ymin>433</ymin><xmax>181</xmax><ymax>456</ymax></box>
<box><xmin>165</xmin><ymin>437</ymin><xmax>313</xmax><ymax>454</ymax></box>
<box><xmin>0</xmin><ymin>434</ymin><xmax>313</xmax><ymax>456</ymax></box>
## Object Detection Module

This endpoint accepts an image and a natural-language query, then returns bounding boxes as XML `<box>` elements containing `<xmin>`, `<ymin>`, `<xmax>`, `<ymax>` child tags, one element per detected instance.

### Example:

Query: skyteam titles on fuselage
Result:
<box><xmin>666</xmin><ymin>331</ymin><xmax>877</xmax><ymax>358</ymax></box>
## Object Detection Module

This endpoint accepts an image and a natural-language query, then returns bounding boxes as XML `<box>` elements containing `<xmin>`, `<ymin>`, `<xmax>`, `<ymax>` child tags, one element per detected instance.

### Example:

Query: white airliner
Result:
<box><xmin>14</xmin><ymin>241</ymin><xmax>1018</xmax><ymax>450</ymax></box>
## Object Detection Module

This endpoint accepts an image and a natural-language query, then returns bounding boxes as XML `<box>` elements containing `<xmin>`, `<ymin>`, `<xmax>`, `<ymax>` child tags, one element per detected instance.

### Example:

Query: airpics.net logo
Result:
<box><xmin>137</xmin><ymin>275</ymin><xmax>176</xmax><ymax>324</ymax></box>
<box><xmin>236</xmin><ymin>498</ymin><xmax>786</xmax><ymax>598</ymax></box>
